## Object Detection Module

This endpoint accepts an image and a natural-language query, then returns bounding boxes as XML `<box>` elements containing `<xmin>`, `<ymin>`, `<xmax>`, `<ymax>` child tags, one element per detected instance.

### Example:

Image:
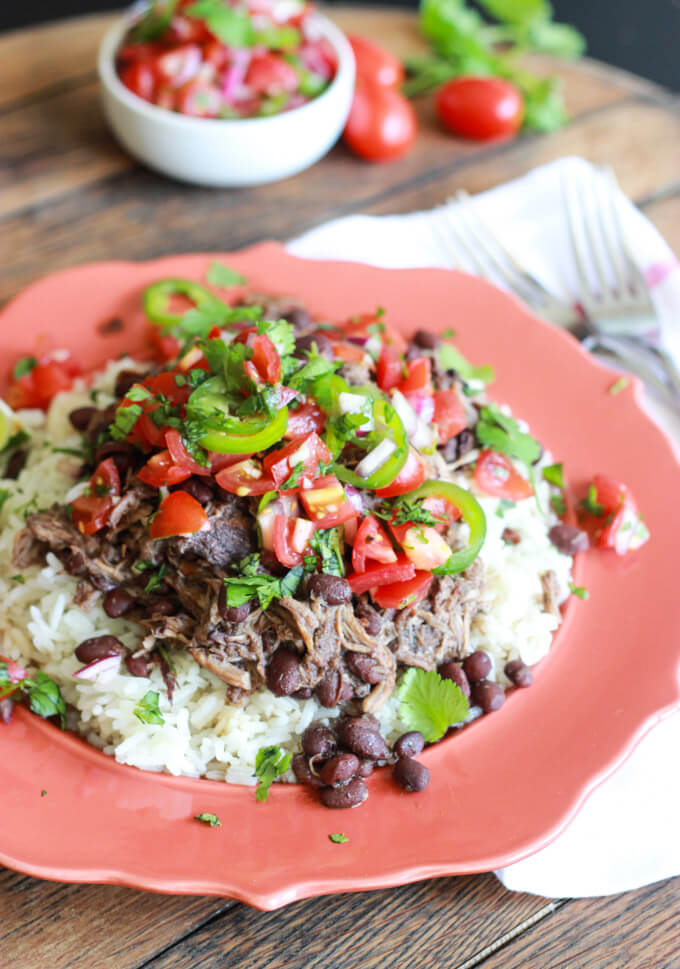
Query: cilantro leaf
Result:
<box><xmin>288</xmin><ymin>354</ymin><xmax>341</xmax><ymax>393</ymax></box>
<box><xmin>280</xmin><ymin>461</ymin><xmax>305</xmax><ymax>490</ymax></box>
<box><xmin>376</xmin><ymin>497</ymin><xmax>439</xmax><ymax>528</ymax></box>
<box><xmin>125</xmin><ymin>384</ymin><xmax>152</xmax><ymax>402</ymax></box>
<box><xmin>437</xmin><ymin>344</ymin><xmax>494</xmax><ymax>385</ymax></box>
<box><xmin>329</xmin><ymin>833</ymin><xmax>349</xmax><ymax>844</ymax></box>
<box><xmin>185</xmin><ymin>0</ymin><xmax>255</xmax><ymax>46</ymax></box>
<box><xmin>133</xmin><ymin>691</ymin><xmax>165</xmax><ymax>726</ymax></box>
<box><xmin>254</xmin><ymin>745</ymin><xmax>292</xmax><ymax>802</ymax></box>
<box><xmin>257</xmin><ymin>318</ymin><xmax>295</xmax><ymax>357</ymax></box>
<box><xmin>397</xmin><ymin>667</ymin><xmax>469</xmax><ymax>742</ymax></box>
<box><xmin>13</xmin><ymin>356</ymin><xmax>38</xmax><ymax>380</ymax></box>
<box><xmin>569</xmin><ymin>583</ymin><xmax>589</xmax><ymax>600</ymax></box>
<box><xmin>131</xmin><ymin>0</ymin><xmax>178</xmax><ymax>41</ymax></box>
<box><xmin>194</xmin><ymin>812</ymin><xmax>222</xmax><ymax>827</ymax></box>
<box><xmin>223</xmin><ymin>557</ymin><xmax>304</xmax><ymax>609</ymax></box>
<box><xmin>23</xmin><ymin>671</ymin><xmax>66</xmax><ymax>728</ymax></box>
<box><xmin>1</xmin><ymin>429</ymin><xmax>30</xmax><ymax>454</ymax></box>
<box><xmin>551</xmin><ymin>494</ymin><xmax>567</xmax><ymax>516</ymax></box>
<box><xmin>580</xmin><ymin>483</ymin><xmax>604</xmax><ymax>517</ymax></box>
<box><xmin>0</xmin><ymin>489</ymin><xmax>11</xmax><ymax>512</ymax></box>
<box><xmin>608</xmin><ymin>376</ymin><xmax>629</xmax><ymax>396</ymax></box>
<box><xmin>476</xmin><ymin>404</ymin><xmax>542</xmax><ymax>466</ymax></box>
<box><xmin>309</xmin><ymin>527</ymin><xmax>345</xmax><ymax>577</ymax></box>
<box><xmin>110</xmin><ymin>403</ymin><xmax>142</xmax><ymax>440</ymax></box>
<box><xmin>542</xmin><ymin>463</ymin><xmax>565</xmax><ymax>489</ymax></box>
<box><xmin>206</xmin><ymin>260</ymin><xmax>246</xmax><ymax>288</ymax></box>
<box><xmin>144</xmin><ymin>563</ymin><xmax>167</xmax><ymax>594</ymax></box>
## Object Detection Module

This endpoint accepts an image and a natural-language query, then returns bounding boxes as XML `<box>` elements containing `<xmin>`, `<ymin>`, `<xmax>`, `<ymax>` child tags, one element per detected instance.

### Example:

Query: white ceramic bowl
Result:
<box><xmin>97</xmin><ymin>10</ymin><xmax>355</xmax><ymax>187</ymax></box>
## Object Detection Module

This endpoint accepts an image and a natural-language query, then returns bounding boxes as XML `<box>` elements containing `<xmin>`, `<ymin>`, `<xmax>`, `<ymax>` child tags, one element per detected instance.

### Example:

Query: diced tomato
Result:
<box><xmin>120</xmin><ymin>61</ymin><xmax>157</xmax><ymax>101</ymax></box>
<box><xmin>149</xmin><ymin>491</ymin><xmax>209</xmax><ymax>539</ymax></box>
<box><xmin>203</xmin><ymin>39</ymin><xmax>229</xmax><ymax>70</ymax></box>
<box><xmin>474</xmin><ymin>450</ymin><xmax>533</xmax><ymax>500</ymax></box>
<box><xmin>0</xmin><ymin>654</ymin><xmax>27</xmax><ymax>684</ymax></box>
<box><xmin>245</xmin><ymin>53</ymin><xmax>299</xmax><ymax>95</ymax></box>
<box><xmin>352</xmin><ymin>515</ymin><xmax>397</xmax><ymax>573</ymax></box>
<box><xmin>376</xmin><ymin>344</ymin><xmax>403</xmax><ymax>392</ymax></box>
<box><xmin>343</xmin><ymin>515</ymin><xmax>359</xmax><ymax>545</ymax></box>
<box><xmin>299</xmin><ymin>475</ymin><xmax>357</xmax><ymax>528</ymax></box>
<box><xmin>122</xmin><ymin>371</ymin><xmax>191</xmax><ymax>450</ymax></box>
<box><xmin>165</xmin><ymin>429</ymin><xmax>211</xmax><ymax>476</ymax></box>
<box><xmin>375</xmin><ymin>449</ymin><xmax>426</xmax><ymax>498</ymax></box>
<box><xmin>284</xmin><ymin>400</ymin><xmax>326</xmax><ymax>438</ymax></box>
<box><xmin>342</xmin><ymin>313</ymin><xmax>407</xmax><ymax>355</ymax></box>
<box><xmin>166</xmin><ymin>15</ymin><xmax>211</xmax><ymax>44</ymax></box>
<box><xmin>330</xmin><ymin>342</ymin><xmax>368</xmax><ymax>365</ymax></box>
<box><xmin>153</xmin><ymin>44</ymin><xmax>202</xmax><ymax>86</ymax></box>
<box><xmin>154</xmin><ymin>85</ymin><xmax>177</xmax><ymax>110</ymax></box>
<box><xmin>251</xmin><ymin>334</ymin><xmax>281</xmax><ymax>384</ymax></box>
<box><xmin>137</xmin><ymin>449</ymin><xmax>193</xmax><ymax>488</ymax></box>
<box><xmin>272</xmin><ymin>515</ymin><xmax>316</xmax><ymax>567</ymax></box>
<box><xmin>433</xmin><ymin>389</ymin><xmax>467</xmax><ymax>444</ymax></box>
<box><xmin>346</xmin><ymin>555</ymin><xmax>416</xmax><ymax>595</ymax></box>
<box><xmin>91</xmin><ymin>458</ymin><xmax>122</xmax><ymax>498</ymax></box>
<box><xmin>582</xmin><ymin>474</ymin><xmax>650</xmax><ymax>555</ymax></box>
<box><xmin>148</xmin><ymin>325</ymin><xmax>181</xmax><ymax>362</ymax></box>
<box><xmin>389</xmin><ymin>522</ymin><xmax>452</xmax><ymax>570</ymax></box>
<box><xmin>397</xmin><ymin>357</ymin><xmax>432</xmax><ymax>396</ymax></box>
<box><xmin>372</xmin><ymin>571</ymin><xmax>433</xmax><ymax>610</ymax></box>
<box><xmin>71</xmin><ymin>495</ymin><xmax>114</xmax><ymax>536</ymax></box>
<box><xmin>176</xmin><ymin>79</ymin><xmax>222</xmax><ymax>117</ymax></box>
<box><xmin>7</xmin><ymin>353</ymin><xmax>81</xmax><ymax>411</ymax></box>
<box><xmin>215</xmin><ymin>459</ymin><xmax>276</xmax><ymax>496</ymax></box>
<box><xmin>263</xmin><ymin>433</ymin><xmax>331</xmax><ymax>489</ymax></box>
<box><xmin>117</xmin><ymin>42</ymin><xmax>164</xmax><ymax>64</ymax></box>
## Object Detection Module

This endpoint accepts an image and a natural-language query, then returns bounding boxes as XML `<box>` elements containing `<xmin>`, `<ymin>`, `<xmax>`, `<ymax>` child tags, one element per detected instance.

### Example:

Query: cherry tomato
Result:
<box><xmin>149</xmin><ymin>491</ymin><xmax>209</xmax><ymax>539</ymax></box>
<box><xmin>214</xmin><ymin>459</ymin><xmax>276</xmax><ymax>496</ymax></box>
<box><xmin>262</xmin><ymin>433</ymin><xmax>332</xmax><ymax>489</ymax></box>
<box><xmin>346</xmin><ymin>554</ymin><xmax>416</xmax><ymax>595</ymax></box>
<box><xmin>137</xmin><ymin>449</ymin><xmax>193</xmax><ymax>488</ymax></box>
<box><xmin>119</xmin><ymin>61</ymin><xmax>157</xmax><ymax>102</ymax></box>
<box><xmin>433</xmin><ymin>389</ymin><xmax>467</xmax><ymax>444</ymax></box>
<box><xmin>375</xmin><ymin>449</ymin><xmax>426</xmax><ymax>499</ymax></box>
<box><xmin>272</xmin><ymin>515</ymin><xmax>316</xmax><ymax>567</ymax></box>
<box><xmin>436</xmin><ymin>77</ymin><xmax>524</xmax><ymax>141</ymax></box>
<box><xmin>347</xmin><ymin>35</ymin><xmax>405</xmax><ymax>88</ymax></box>
<box><xmin>343</xmin><ymin>79</ymin><xmax>417</xmax><ymax>163</ymax></box>
<box><xmin>474</xmin><ymin>449</ymin><xmax>533</xmax><ymax>500</ymax></box>
<box><xmin>284</xmin><ymin>400</ymin><xmax>326</xmax><ymax>438</ymax></box>
<box><xmin>299</xmin><ymin>475</ymin><xmax>358</xmax><ymax>529</ymax></box>
<box><xmin>388</xmin><ymin>522</ymin><xmax>452</xmax><ymax>571</ymax></box>
<box><xmin>372</xmin><ymin>571</ymin><xmax>433</xmax><ymax>610</ymax></box>
<box><xmin>246</xmin><ymin>53</ymin><xmax>299</xmax><ymax>96</ymax></box>
<box><xmin>352</xmin><ymin>515</ymin><xmax>397</xmax><ymax>573</ymax></box>
<box><xmin>71</xmin><ymin>495</ymin><xmax>115</xmax><ymax>536</ymax></box>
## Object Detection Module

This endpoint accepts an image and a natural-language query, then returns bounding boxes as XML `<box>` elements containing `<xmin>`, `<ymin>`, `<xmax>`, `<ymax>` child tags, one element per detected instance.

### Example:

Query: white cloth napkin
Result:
<box><xmin>288</xmin><ymin>156</ymin><xmax>680</xmax><ymax>898</ymax></box>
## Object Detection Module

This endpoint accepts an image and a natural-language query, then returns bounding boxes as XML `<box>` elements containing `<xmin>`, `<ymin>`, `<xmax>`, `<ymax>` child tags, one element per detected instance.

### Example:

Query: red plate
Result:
<box><xmin>1</xmin><ymin>244</ymin><xmax>679</xmax><ymax>908</ymax></box>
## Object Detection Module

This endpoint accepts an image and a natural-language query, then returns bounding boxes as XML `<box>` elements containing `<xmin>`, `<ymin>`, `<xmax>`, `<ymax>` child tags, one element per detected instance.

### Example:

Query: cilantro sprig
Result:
<box><xmin>223</xmin><ymin>554</ymin><xmax>304</xmax><ymax>609</ymax></box>
<box><xmin>437</xmin><ymin>343</ymin><xmax>494</xmax><ymax>385</ymax></box>
<box><xmin>206</xmin><ymin>260</ymin><xmax>246</xmax><ymax>288</ymax></box>
<box><xmin>309</xmin><ymin>527</ymin><xmax>345</xmax><ymax>577</ymax></box>
<box><xmin>0</xmin><ymin>662</ymin><xmax>66</xmax><ymax>727</ymax></box>
<box><xmin>194</xmin><ymin>812</ymin><xmax>222</xmax><ymax>827</ymax></box>
<box><xmin>476</xmin><ymin>403</ymin><xmax>541</xmax><ymax>466</ymax></box>
<box><xmin>254</xmin><ymin>745</ymin><xmax>292</xmax><ymax>802</ymax></box>
<box><xmin>397</xmin><ymin>667</ymin><xmax>469</xmax><ymax>742</ymax></box>
<box><xmin>133</xmin><ymin>690</ymin><xmax>165</xmax><ymax>726</ymax></box>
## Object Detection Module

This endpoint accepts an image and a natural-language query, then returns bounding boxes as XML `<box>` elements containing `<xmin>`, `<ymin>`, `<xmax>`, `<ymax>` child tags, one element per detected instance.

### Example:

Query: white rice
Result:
<box><xmin>0</xmin><ymin>361</ymin><xmax>573</xmax><ymax>784</ymax></box>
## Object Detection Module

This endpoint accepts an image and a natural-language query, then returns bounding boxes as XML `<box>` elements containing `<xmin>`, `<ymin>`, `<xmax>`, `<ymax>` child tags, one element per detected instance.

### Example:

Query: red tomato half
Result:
<box><xmin>352</xmin><ymin>515</ymin><xmax>397</xmax><ymax>573</ymax></box>
<box><xmin>251</xmin><ymin>334</ymin><xmax>281</xmax><ymax>384</ymax></box>
<box><xmin>436</xmin><ymin>77</ymin><xmax>524</xmax><ymax>141</ymax></box>
<box><xmin>343</xmin><ymin>79</ymin><xmax>417</xmax><ymax>163</ymax></box>
<box><xmin>397</xmin><ymin>356</ymin><xmax>432</xmax><ymax>396</ymax></box>
<box><xmin>215</xmin><ymin>459</ymin><xmax>276</xmax><ymax>496</ymax></box>
<box><xmin>375</xmin><ymin>449</ymin><xmax>426</xmax><ymax>498</ymax></box>
<box><xmin>474</xmin><ymin>449</ymin><xmax>533</xmax><ymax>500</ymax></box>
<box><xmin>347</xmin><ymin>35</ymin><xmax>405</xmax><ymax>88</ymax></box>
<box><xmin>372</xmin><ymin>571</ymin><xmax>433</xmax><ymax>610</ymax></box>
<box><xmin>90</xmin><ymin>458</ymin><xmax>121</xmax><ymax>498</ymax></box>
<box><xmin>149</xmin><ymin>491</ymin><xmax>209</xmax><ymax>539</ymax></box>
<box><xmin>346</xmin><ymin>555</ymin><xmax>415</xmax><ymax>595</ymax></box>
<box><xmin>433</xmin><ymin>389</ymin><xmax>467</xmax><ymax>444</ymax></box>
<box><xmin>272</xmin><ymin>515</ymin><xmax>316</xmax><ymax>567</ymax></box>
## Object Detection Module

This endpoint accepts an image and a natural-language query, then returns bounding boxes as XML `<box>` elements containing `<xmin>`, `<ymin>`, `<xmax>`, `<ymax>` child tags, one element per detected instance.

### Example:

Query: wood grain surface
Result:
<box><xmin>1</xmin><ymin>7</ymin><xmax>679</xmax><ymax>969</ymax></box>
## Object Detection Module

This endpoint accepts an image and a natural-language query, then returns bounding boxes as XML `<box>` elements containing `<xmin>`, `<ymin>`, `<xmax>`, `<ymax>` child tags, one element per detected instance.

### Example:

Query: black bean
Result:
<box><xmin>284</xmin><ymin>307</ymin><xmax>312</xmax><ymax>331</ymax></box>
<box><xmin>103</xmin><ymin>588</ymin><xmax>136</xmax><ymax>618</ymax></box>
<box><xmin>393</xmin><ymin>731</ymin><xmax>425</xmax><ymax>759</ymax></box>
<box><xmin>302</xmin><ymin>723</ymin><xmax>337</xmax><ymax>759</ymax></box>
<box><xmin>266</xmin><ymin>647</ymin><xmax>301</xmax><ymax>697</ymax></box>
<box><xmin>357</xmin><ymin>759</ymin><xmax>374</xmax><ymax>778</ymax></box>
<box><xmin>126</xmin><ymin>654</ymin><xmax>152</xmax><ymax>677</ymax></box>
<box><xmin>320</xmin><ymin>777</ymin><xmax>368</xmax><ymax>809</ymax></box>
<box><xmin>75</xmin><ymin>635</ymin><xmax>127</xmax><ymax>664</ymax></box>
<box><xmin>69</xmin><ymin>406</ymin><xmax>98</xmax><ymax>432</ymax></box>
<box><xmin>295</xmin><ymin>331</ymin><xmax>334</xmax><ymax>359</ymax></box>
<box><xmin>502</xmin><ymin>527</ymin><xmax>521</xmax><ymax>545</ymax></box>
<box><xmin>437</xmin><ymin>661</ymin><xmax>471</xmax><ymax>698</ymax></box>
<box><xmin>147</xmin><ymin>599</ymin><xmax>177</xmax><ymax>617</ymax></box>
<box><xmin>413</xmin><ymin>329</ymin><xmax>441</xmax><ymax>349</ymax></box>
<box><xmin>549</xmin><ymin>524</ymin><xmax>590</xmax><ymax>556</ymax></box>
<box><xmin>463</xmin><ymin>650</ymin><xmax>491</xmax><ymax>683</ymax></box>
<box><xmin>319</xmin><ymin>752</ymin><xmax>360</xmax><ymax>787</ymax></box>
<box><xmin>441</xmin><ymin>427</ymin><xmax>475</xmax><ymax>463</ymax></box>
<box><xmin>472</xmin><ymin>679</ymin><xmax>505</xmax><ymax>714</ymax></box>
<box><xmin>394</xmin><ymin>757</ymin><xmax>430</xmax><ymax>793</ymax></box>
<box><xmin>336</xmin><ymin>717</ymin><xmax>391</xmax><ymax>761</ymax></box>
<box><xmin>5</xmin><ymin>450</ymin><xmax>27</xmax><ymax>480</ymax></box>
<box><xmin>173</xmin><ymin>476</ymin><xmax>215</xmax><ymax>506</ymax></box>
<box><xmin>355</xmin><ymin>600</ymin><xmax>381</xmax><ymax>636</ymax></box>
<box><xmin>114</xmin><ymin>369</ymin><xmax>148</xmax><ymax>399</ymax></box>
<box><xmin>308</xmin><ymin>573</ymin><xmax>352</xmax><ymax>605</ymax></box>
<box><xmin>504</xmin><ymin>659</ymin><xmax>533</xmax><ymax>688</ymax></box>
<box><xmin>291</xmin><ymin>753</ymin><xmax>323</xmax><ymax>788</ymax></box>
<box><xmin>346</xmin><ymin>653</ymin><xmax>382</xmax><ymax>684</ymax></box>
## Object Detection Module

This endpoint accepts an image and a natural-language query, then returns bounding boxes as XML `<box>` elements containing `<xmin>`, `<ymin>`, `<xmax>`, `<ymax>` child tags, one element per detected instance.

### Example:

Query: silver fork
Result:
<box><xmin>433</xmin><ymin>182</ymin><xmax>680</xmax><ymax>408</ymax></box>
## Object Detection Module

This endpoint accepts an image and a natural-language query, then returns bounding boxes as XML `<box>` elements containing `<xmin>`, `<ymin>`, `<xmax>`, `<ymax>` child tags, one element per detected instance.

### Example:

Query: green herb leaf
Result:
<box><xmin>257</xmin><ymin>318</ymin><xmax>296</xmax><ymax>357</ymax></box>
<box><xmin>495</xmin><ymin>498</ymin><xmax>516</xmax><ymax>517</ymax></box>
<box><xmin>309</xmin><ymin>527</ymin><xmax>345</xmax><ymax>577</ymax></box>
<box><xmin>206</xmin><ymin>260</ymin><xmax>246</xmax><ymax>288</ymax></box>
<box><xmin>131</xmin><ymin>0</ymin><xmax>178</xmax><ymax>41</ymax></box>
<box><xmin>550</xmin><ymin>494</ymin><xmax>566</xmax><ymax>515</ymax></box>
<box><xmin>133</xmin><ymin>690</ymin><xmax>165</xmax><ymax>726</ymax></box>
<box><xmin>288</xmin><ymin>353</ymin><xmax>341</xmax><ymax>393</ymax></box>
<box><xmin>376</xmin><ymin>497</ymin><xmax>439</xmax><ymax>527</ymax></box>
<box><xmin>542</xmin><ymin>462</ymin><xmax>565</xmax><ymax>489</ymax></box>
<box><xmin>1</xmin><ymin>429</ymin><xmax>31</xmax><ymax>454</ymax></box>
<box><xmin>329</xmin><ymin>833</ymin><xmax>349</xmax><ymax>844</ymax></box>
<box><xmin>223</xmin><ymin>557</ymin><xmax>303</xmax><ymax>609</ymax></box>
<box><xmin>280</xmin><ymin>461</ymin><xmax>305</xmax><ymax>491</ymax></box>
<box><xmin>476</xmin><ymin>403</ymin><xmax>542</xmax><ymax>466</ymax></box>
<box><xmin>13</xmin><ymin>356</ymin><xmax>38</xmax><ymax>380</ymax></box>
<box><xmin>608</xmin><ymin>376</ymin><xmax>629</xmax><ymax>396</ymax></box>
<box><xmin>580</xmin><ymin>483</ymin><xmax>604</xmax><ymax>517</ymax></box>
<box><xmin>110</xmin><ymin>403</ymin><xmax>143</xmax><ymax>440</ymax></box>
<box><xmin>41</xmin><ymin>789</ymin><xmax>47</xmax><ymax>797</ymax></box>
<box><xmin>254</xmin><ymin>24</ymin><xmax>301</xmax><ymax>50</ymax></box>
<box><xmin>23</xmin><ymin>671</ymin><xmax>66</xmax><ymax>728</ymax></box>
<box><xmin>11</xmin><ymin>574</ymin><xmax>25</xmax><ymax>584</ymax></box>
<box><xmin>397</xmin><ymin>667</ymin><xmax>469</xmax><ymax>742</ymax></box>
<box><xmin>0</xmin><ymin>489</ymin><xmax>11</xmax><ymax>512</ymax></box>
<box><xmin>194</xmin><ymin>812</ymin><xmax>222</xmax><ymax>827</ymax></box>
<box><xmin>437</xmin><ymin>343</ymin><xmax>494</xmax><ymax>385</ymax></box>
<box><xmin>144</xmin><ymin>563</ymin><xmax>167</xmax><ymax>594</ymax></box>
<box><xmin>569</xmin><ymin>583</ymin><xmax>589</xmax><ymax>600</ymax></box>
<box><xmin>476</xmin><ymin>0</ymin><xmax>549</xmax><ymax>26</ymax></box>
<box><xmin>254</xmin><ymin>745</ymin><xmax>292</xmax><ymax>802</ymax></box>
<box><xmin>185</xmin><ymin>0</ymin><xmax>255</xmax><ymax>47</ymax></box>
<box><xmin>125</xmin><ymin>385</ymin><xmax>152</xmax><ymax>402</ymax></box>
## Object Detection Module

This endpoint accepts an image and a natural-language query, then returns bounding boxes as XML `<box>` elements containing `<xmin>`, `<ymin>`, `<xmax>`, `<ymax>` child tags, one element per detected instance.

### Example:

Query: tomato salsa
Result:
<box><xmin>116</xmin><ymin>0</ymin><xmax>338</xmax><ymax>119</ymax></box>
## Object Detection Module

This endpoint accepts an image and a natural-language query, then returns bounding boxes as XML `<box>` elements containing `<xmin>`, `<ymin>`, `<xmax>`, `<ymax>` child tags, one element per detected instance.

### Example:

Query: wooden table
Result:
<box><xmin>1</xmin><ymin>8</ymin><xmax>679</xmax><ymax>968</ymax></box>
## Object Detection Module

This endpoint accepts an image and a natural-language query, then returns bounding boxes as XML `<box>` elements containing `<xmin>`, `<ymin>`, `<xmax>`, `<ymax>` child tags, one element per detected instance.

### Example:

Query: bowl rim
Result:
<box><xmin>97</xmin><ymin>3</ymin><xmax>355</xmax><ymax>129</ymax></box>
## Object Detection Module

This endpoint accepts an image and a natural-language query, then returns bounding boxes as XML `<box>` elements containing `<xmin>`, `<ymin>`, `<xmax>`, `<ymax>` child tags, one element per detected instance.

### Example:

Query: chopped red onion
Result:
<box><xmin>72</xmin><ymin>654</ymin><xmax>122</xmax><ymax>681</ymax></box>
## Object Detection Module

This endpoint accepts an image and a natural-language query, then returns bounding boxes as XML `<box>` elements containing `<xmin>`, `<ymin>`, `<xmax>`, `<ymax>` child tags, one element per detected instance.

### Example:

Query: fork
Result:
<box><xmin>433</xmin><ymin>179</ymin><xmax>680</xmax><ymax>408</ymax></box>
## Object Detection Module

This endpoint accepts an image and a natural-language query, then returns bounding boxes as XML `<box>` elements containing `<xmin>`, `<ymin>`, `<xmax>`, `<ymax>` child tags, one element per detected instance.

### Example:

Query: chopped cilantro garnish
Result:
<box><xmin>329</xmin><ymin>833</ymin><xmax>349</xmax><ymax>844</ymax></box>
<box><xmin>495</xmin><ymin>498</ymin><xmax>516</xmax><ymax>517</ymax></box>
<box><xmin>542</xmin><ymin>463</ymin><xmax>565</xmax><ymax>489</ymax></box>
<box><xmin>551</xmin><ymin>494</ymin><xmax>567</xmax><ymax>516</ymax></box>
<box><xmin>2</xmin><ymin>429</ymin><xmax>31</xmax><ymax>454</ymax></box>
<box><xmin>133</xmin><ymin>691</ymin><xmax>165</xmax><ymax>726</ymax></box>
<box><xmin>569</xmin><ymin>583</ymin><xmax>589</xmax><ymax>600</ymax></box>
<box><xmin>0</xmin><ymin>664</ymin><xmax>66</xmax><ymax>728</ymax></box>
<box><xmin>40</xmin><ymin>789</ymin><xmax>47</xmax><ymax>797</ymax></box>
<box><xmin>608</xmin><ymin>377</ymin><xmax>629</xmax><ymax>396</ymax></box>
<box><xmin>257</xmin><ymin>318</ymin><xmax>295</xmax><ymax>357</ymax></box>
<box><xmin>110</xmin><ymin>403</ymin><xmax>143</xmax><ymax>440</ymax></box>
<box><xmin>12</xmin><ymin>356</ymin><xmax>38</xmax><ymax>380</ymax></box>
<box><xmin>397</xmin><ymin>668</ymin><xmax>469</xmax><ymax>742</ymax></box>
<box><xmin>0</xmin><ymin>489</ymin><xmax>11</xmax><ymax>512</ymax></box>
<box><xmin>186</xmin><ymin>0</ymin><xmax>255</xmax><ymax>47</ymax></box>
<box><xmin>125</xmin><ymin>385</ymin><xmax>152</xmax><ymax>402</ymax></box>
<box><xmin>580</xmin><ymin>483</ymin><xmax>604</xmax><ymax>517</ymax></box>
<box><xmin>288</xmin><ymin>353</ymin><xmax>341</xmax><ymax>393</ymax></box>
<box><xmin>309</xmin><ymin>527</ymin><xmax>345</xmax><ymax>577</ymax></box>
<box><xmin>194</xmin><ymin>812</ymin><xmax>222</xmax><ymax>827</ymax></box>
<box><xmin>476</xmin><ymin>404</ymin><xmax>542</xmax><ymax>466</ymax></box>
<box><xmin>11</xmin><ymin>574</ymin><xmax>25</xmax><ymax>584</ymax></box>
<box><xmin>52</xmin><ymin>446</ymin><xmax>89</xmax><ymax>459</ymax></box>
<box><xmin>254</xmin><ymin>745</ymin><xmax>292</xmax><ymax>802</ymax></box>
<box><xmin>437</xmin><ymin>343</ymin><xmax>494</xmax><ymax>384</ymax></box>
<box><xmin>223</xmin><ymin>555</ymin><xmax>304</xmax><ymax>609</ymax></box>
<box><xmin>144</xmin><ymin>563</ymin><xmax>167</xmax><ymax>594</ymax></box>
<box><xmin>442</xmin><ymin>328</ymin><xmax>455</xmax><ymax>338</ymax></box>
<box><xmin>280</xmin><ymin>461</ymin><xmax>305</xmax><ymax>490</ymax></box>
<box><xmin>376</xmin><ymin>497</ymin><xmax>439</xmax><ymax>527</ymax></box>
<box><xmin>206</xmin><ymin>260</ymin><xmax>246</xmax><ymax>288</ymax></box>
